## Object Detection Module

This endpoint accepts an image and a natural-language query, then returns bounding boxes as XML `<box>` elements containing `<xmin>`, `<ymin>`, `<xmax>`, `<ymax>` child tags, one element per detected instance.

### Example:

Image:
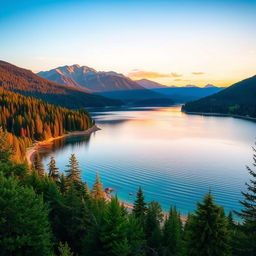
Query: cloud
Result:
<box><xmin>128</xmin><ymin>71</ymin><xmax>170</xmax><ymax>79</ymax></box>
<box><xmin>128</xmin><ymin>70</ymin><xmax>183</xmax><ymax>80</ymax></box>
<box><xmin>174</xmin><ymin>79</ymin><xmax>190</xmax><ymax>82</ymax></box>
<box><xmin>170</xmin><ymin>72</ymin><xmax>183</xmax><ymax>77</ymax></box>
<box><xmin>192</xmin><ymin>72</ymin><xmax>205</xmax><ymax>75</ymax></box>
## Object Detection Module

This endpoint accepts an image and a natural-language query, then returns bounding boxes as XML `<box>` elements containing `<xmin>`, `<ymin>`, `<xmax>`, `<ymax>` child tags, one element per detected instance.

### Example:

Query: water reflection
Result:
<box><xmin>40</xmin><ymin>106</ymin><xmax>256</xmax><ymax>217</ymax></box>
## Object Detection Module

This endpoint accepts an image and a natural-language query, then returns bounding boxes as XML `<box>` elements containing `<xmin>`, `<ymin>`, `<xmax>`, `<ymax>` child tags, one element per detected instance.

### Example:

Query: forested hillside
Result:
<box><xmin>0</xmin><ymin>61</ymin><xmax>122</xmax><ymax>108</ymax></box>
<box><xmin>183</xmin><ymin>75</ymin><xmax>256</xmax><ymax>117</ymax></box>
<box><xmin>0</xmin><ymin>88</ymin><xmax>93</xmax><ymax>162</ymax></box>
<box><xmin>0</xmin><ymin>134</ymin><xmax>255</xmax><ymax>256</ymax></box>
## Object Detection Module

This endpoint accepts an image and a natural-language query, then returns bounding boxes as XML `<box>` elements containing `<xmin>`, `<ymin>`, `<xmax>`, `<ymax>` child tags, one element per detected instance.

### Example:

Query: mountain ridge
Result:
<box><xmin>0</xmin><ymin>61</ymin><xmax>122</xmax><ymax>108</ymax></box>
<box><xmin>182</xmin><ymin>75</ymin><xmax>256</xmax><ymax>117</ymax></box>
<box><xmin>38</xmin><ymin>65</ymin><xmax>145</xmax><ymax>92</ymax></box>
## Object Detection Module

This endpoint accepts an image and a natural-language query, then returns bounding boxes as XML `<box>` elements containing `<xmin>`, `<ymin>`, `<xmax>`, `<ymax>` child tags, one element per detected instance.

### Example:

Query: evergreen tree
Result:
<box><xmin>162</xmin><ymin>206</ymin><xmax>182</xmax><ymax>256</ymax></box>
<box><xmin>144</xmin><ymin>201</ymin><xmax>163</xmax><ymax>255</ymax></box>
<box><xmin>47</xmin><ymin>156</ymin><xmax>59</xmax><ymax>182</ymax></box>
<box><xmin>91</xmin><ymin>172</ymin><xmax>105</xmax><ymax>200</ymax></box>
<box><xmin>0</xmin><ymin>174</ymin><xmax>52</xmax><ymax>255</ymax></box>
<box><xmin>184</xmin><ymin>192</ymin><xmax>230</xmax><ymax>256</ymax></box>
<box><xmin>59</xmin><ymin>173</ymin><xmax>67</xmax><ymax>194</ymax></box>
<box><xmin>133</xmin><ymin>186</ymin><xmax>147</xmax><ymax>219</ymax></box>
<box><xmin>61</xmin><ymin>183</ymin><xmax>90</xmax><ymax>255</ymax></box>
<box><xmin>33</xmin><ymin>151</ymin><xmax>45</xmax><ymax>177</ymax></box>
<box><xmin>126</xmin><ymin>214</ymin><xmax>146</xmax><ymax>256</ymax></box>
<box><xmin>100</xmin><ymin>197</ymin><xmax>131</xmax><ymax>256</ymax></box>
<box><xmin>65</xmin><ymin>154</ymin><xmax>82</xmax><ymax>185</ymax></box>
<box><xmin>58</xmin><ymin>242</ymin><xmax>74</xmax><ymax>256</ymax></box>
<box><xmin>236</xmin><ymin>144</ymin><xmax>256</xmax><ymax>256</ymax></box>
<box><xmin>0</xmin><ymin>127</ymin><xmax>13</xmax><ymax>162</ymax></box>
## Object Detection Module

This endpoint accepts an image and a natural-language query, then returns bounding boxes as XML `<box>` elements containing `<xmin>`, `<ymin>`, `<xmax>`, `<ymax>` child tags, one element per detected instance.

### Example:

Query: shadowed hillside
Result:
<box><xmin>182</xmin><ymin>75</ymin><xmax>256</xmax><ymax>117</ymax></box>
<box><xmin>0</xmin><ymin>61</ymin><xmax>122</xmax><ymax>108</ymax></box>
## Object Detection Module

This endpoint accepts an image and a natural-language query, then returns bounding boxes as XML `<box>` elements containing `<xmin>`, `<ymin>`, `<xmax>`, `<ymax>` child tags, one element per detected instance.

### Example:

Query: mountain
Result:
<box><xmin>204</xmin><ymin>84</ymin><xmax>217</xmax><ymax>88</ymax></box>
<box><xmin>135</xmin><ymin>79</ymin><xmax>167</xmax><ymax>89</ymax></box>
<box><xmin>0</xmin><ymin>61</ymin><xmax>122</xmax><ymax>108</ymax></box>
<box><xmin>38</xmin><ymin>65</ymin><xmax>145</xmax><ymax>92</ymax></box>
<box><xmin>95</xmin><ymin>89</ymin><xmax>174</xmax><ymax>106</ymax></box>
<box><xmin>151</xmin><ymin>87</ymin><xmax>224</xmax><ymax>103</ymax></box>
<box><xmin>182</xmin><ymin>75</ymin><xmax>256</xmax><ymax>118</ymax></box>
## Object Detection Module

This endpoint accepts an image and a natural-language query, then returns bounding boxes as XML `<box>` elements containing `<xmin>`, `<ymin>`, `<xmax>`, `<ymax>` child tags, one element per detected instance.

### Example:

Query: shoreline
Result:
<box><xmin>104</xmin><ymin>192</ymin><xmax>187</xmax><ymax>222</ymax></box>
<box><xmin>26</xmin><ymin>125</ymin><xmax>101</xmax><ymax>166</ymax></box>
<box><xmin>184</xmin><ymin>111</ymin><xmax>256</xmax><ymax>122</ymax></box>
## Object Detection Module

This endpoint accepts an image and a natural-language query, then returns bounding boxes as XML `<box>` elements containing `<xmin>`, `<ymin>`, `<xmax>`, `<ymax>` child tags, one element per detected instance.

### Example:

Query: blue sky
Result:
<box><xmin>1</xmin><ymin>0</ymin><xmax>256</xmax><ymax>86</ymax></box>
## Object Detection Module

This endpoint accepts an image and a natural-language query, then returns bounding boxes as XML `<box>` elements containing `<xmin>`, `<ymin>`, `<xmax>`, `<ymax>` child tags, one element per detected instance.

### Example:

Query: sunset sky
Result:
<box><xmin>1</xmin><ymin>0</ymin><xmax>256</xmax><ymax>87</ymax></box>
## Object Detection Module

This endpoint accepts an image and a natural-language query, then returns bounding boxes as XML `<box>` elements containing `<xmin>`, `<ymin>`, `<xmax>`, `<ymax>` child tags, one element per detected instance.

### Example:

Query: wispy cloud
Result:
<box><xmin>171</xmin><ymin>72</ymin><xmax>183</xmax><ymax>77</ymax></box>
<box><xmin>174</xmin><ymin>79</ymin><xmax>190</xmax><ymax>82</ymax></box>
<box><xmin>128</xmin><ymin>70</ymin><xmax>183</xmax><ymax>79</ymax></box>
<box><xmin>192</xmin><ymin>72</ymin><xmax>205</xmax><ymax>75</ymax></box>
<box><xmin>128</xmin><ymin>71</ymin><xmax>170</xmax><ymax>79</ymax></box>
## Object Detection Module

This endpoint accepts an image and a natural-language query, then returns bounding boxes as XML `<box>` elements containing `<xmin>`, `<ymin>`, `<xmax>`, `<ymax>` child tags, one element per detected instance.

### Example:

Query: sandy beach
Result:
<box><xmin>26</xmin><ymin>125</ymin><xmax>101</xmax><ymax>166</ymax></box>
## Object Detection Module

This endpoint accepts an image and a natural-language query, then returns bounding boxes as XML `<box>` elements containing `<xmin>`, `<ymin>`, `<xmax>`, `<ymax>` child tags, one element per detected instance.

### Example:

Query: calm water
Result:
<box><xmin>41</xmin><ymin>106</ymin><xmax>256</xmax><ymax>216</ymax></box>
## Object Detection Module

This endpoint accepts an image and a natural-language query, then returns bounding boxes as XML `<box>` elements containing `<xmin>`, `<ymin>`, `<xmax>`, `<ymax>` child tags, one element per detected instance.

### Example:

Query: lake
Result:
<box><xmin>40</xmin><ymin>106</ymin><xmax>256</xmax><ymax>216</ymax></box>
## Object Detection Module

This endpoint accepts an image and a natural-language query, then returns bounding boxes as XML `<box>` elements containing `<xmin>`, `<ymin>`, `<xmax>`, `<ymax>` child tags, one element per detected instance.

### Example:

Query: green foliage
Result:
<box><xmin>100</xmin><ymin>197</ymin><xmax>131</xmax><ymax>256</ymax></box>
<box><xmin>184</xmin><ymin>192</ymin><xmax>230</xmax><ymax>256</ymax></box>
<box><xmin>0</xmin><ymin>174</ymin><xmax>52</xmax><ymax>255</ymax></box>
<box><xmin>183</xmin><ymin>75</ymin><xmax>256</xmax><ymax>117</ymax></box>
<box><xmin>236</xmin><ymin>145</ymin><xmax>256</xmax><ymax>256</ymax></box>
<box><xmin>133</xmin><ymin>186</ymin><xmax>147</xmax><ymax>219</ymax></box>
<box><xmin>162</xmin><ymin>206</ymin><xmax>182</xmax><ymax>256</ymax></box>
<box><xmin>58</xmin><ymin>242</ymin><xmax>74</xmax><ymax>256</ymax></box>
<box><xmin>145</xmin><ymin>201</ymin><xmax>163</xmax><ymax>255</ymax></box>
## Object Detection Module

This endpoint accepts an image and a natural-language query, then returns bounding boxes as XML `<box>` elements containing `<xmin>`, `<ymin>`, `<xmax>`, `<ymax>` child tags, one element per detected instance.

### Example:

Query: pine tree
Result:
<box><xmin>59</xmin><ymin>173</ymin><xmax>67</xmax><ymax>194</ymax></box>
<box><xmin>162</xmin><ymin>206</ymin><xmax>182</xmax><ymax>256</ymax></box>
<box><xmin>33</xmin><ymin>151</ymin><xmax>45</xmax><ymax>177</ymax></box>
<box><xmin>0</xmin><ymin>127</ymin><xmax>13</xmax><ymax>162</ymax></box>
<box><xmin>133</xmin><ymin>186</ymin><xmax>147</xmax><ymax>219</ymax></box>
<box><xmin>236</xmin><ymin>144</ymin><xmax>256</xmax><ymax>256</ymax></box>
<box><xmin>184</xmin><ymin>192</ymin><xmax>230</xmax><ymax>256</ymax></box>
<box><xmin>91</xmin><ymin>172</ymin><xmax>105</xmax><ymax>200</ymax></box>
<box><xmin>58</xmin><ymin>242</ymin><xmax>74</xmax><ymax>256</ymax></box>
<box><xmin>65</xmin><ymin>154</ymin><xmax>82</xmax><ymax>185</ymax></box>
<box><xmin>144</xmin><ymin>201</ymin><xmax>163</xmax><ymax>255</ymax></box>
<box><xmin>47</xmin><ymin>156</ymin><xmax>59</xmax><ymax>182</ymax></box>
<box><xmin>0</xmin><ymin>174</ymin><xmax>52</xmax><ymax>255</ymax></box>
<box><xmin>100</xmin><ymin>197</ymin><xmax>131</xmax><ymax>256</ymax></box>
<box><xmin>61</xmin><ymin>183</ymin><xmax>90</xmax><ymax>255</ymax></box>
<box><xmin>126</xmin><ymin>214</ymin><xmax>146</xmax><ymax>256</ymax></box>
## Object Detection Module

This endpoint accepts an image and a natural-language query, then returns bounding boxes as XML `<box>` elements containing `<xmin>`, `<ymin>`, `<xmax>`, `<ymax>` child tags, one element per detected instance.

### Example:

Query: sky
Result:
<box><xmin>1</xmin><ymin>0</ymin><xmax>256</xmax><ymax>87</ymax></box>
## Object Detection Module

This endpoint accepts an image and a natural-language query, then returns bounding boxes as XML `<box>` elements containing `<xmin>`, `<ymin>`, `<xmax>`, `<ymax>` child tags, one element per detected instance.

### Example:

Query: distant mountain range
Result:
<box><xmin>37</xmin><ymin>64</ymin><xmax>224</xmax><ymax>105</ymax></box>
<box><xmin>182</xmin><ymin>75</ymin><xmax>256</xmax><ymax>118</ymax></box>
<box><xmin>38</xmin><ymin>65</ymin><xmax>144</xmax><ymax>92</ymax></box>
<box><xmin>135</xmin><ymin>79</ymin><xmax>167</xmax><ymax>89</ymax></box>
<box><xmin>0</xmin><ymin>61</ymin><xmax>121</xmax><ymax>108</ymax></box>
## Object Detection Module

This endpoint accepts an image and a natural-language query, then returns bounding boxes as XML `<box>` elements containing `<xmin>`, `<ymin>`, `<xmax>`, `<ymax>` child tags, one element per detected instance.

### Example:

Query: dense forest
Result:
<box><xmin>0</xmin><ymin>60</ymin><xmax>122</xmax><ymax>108</ymax></box>
<box><xmin>0</xmin><ymin>88</ymin><xmax>93</xmax><ymax>162</ymax></box>
<box><xmin>182</xmin><ymin>75</ymin><xmax>256</xmax><ymax>118</ymax></box>
<box><xmin>0</xmin><ymin>128</ymin><xmax>255</xmax><ymax>256</ymax></box>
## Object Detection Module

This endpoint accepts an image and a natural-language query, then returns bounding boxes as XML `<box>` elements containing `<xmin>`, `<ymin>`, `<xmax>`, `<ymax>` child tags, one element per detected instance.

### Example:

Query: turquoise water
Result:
<box><xmin>41</xmin><ymin>106</ymin><xmax>256</xmax><ymax>216</ymax></box>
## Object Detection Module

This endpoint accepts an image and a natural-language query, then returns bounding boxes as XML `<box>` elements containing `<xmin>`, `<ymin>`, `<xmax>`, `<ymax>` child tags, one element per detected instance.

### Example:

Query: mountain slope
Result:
<box><xmin>38</xmin><ymin>65</ymin><xmax>145</xmax><ymax>92</ymax></box>
<box><xmin>151</xmin><ymin>87</ymin><xmax>224</xmax><ymax>103</ymax></box>
<box><xmin>0</xmin><ymin>61</ymin><xmax>122</xmax><ymax>108</ymax></box>
<box><xmin>182</xmin><ymin>75</ymin><xmax>256</xmax><ymax>117</ymax></box>
<box><xmin>135</xmin><ymin>79</ymin><xmax>167</xmax><ymax>89</ymax></box>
